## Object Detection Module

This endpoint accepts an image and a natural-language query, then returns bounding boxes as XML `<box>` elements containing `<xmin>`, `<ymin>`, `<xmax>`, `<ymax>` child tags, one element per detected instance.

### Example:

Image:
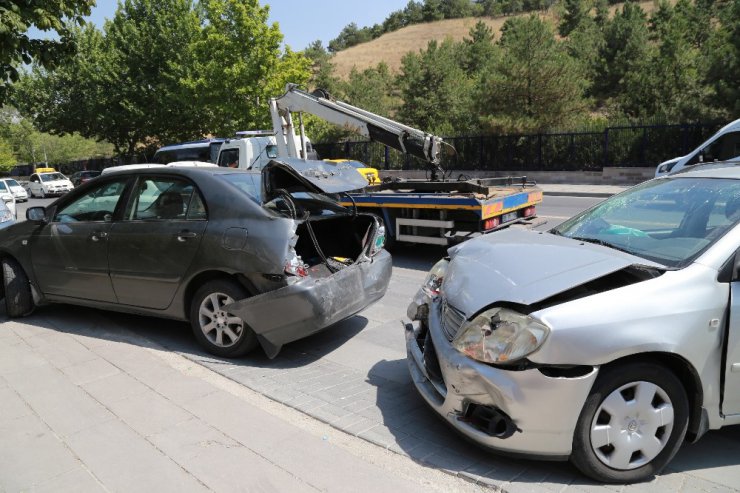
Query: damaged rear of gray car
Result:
<box><xmin>405</xmin><ymin>164</ymin><xmax>740</xmax><ymax>483</ymax></box>
<box><xmin>0</xmin><ymin>159</ymin><xmax>391</xmax><ymax>359</ymax></box>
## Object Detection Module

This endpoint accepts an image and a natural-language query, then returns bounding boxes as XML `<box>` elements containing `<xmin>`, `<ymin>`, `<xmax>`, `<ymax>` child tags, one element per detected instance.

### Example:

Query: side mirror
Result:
<box><xmin>26</xmin><ymin>206</ymin><xmax>48</xmax><ymax>224</ymax></box>
<box><xmin>266</xmin><ymin>145</ymin><xmax>278</xmax><ymax>159</ymax></box>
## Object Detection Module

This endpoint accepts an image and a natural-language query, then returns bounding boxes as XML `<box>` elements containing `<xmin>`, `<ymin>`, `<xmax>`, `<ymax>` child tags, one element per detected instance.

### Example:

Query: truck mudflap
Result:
<box><xmin>225</xmin><ymin>250</ymin><xmax>392</xmax><ymax>358</ymax></box>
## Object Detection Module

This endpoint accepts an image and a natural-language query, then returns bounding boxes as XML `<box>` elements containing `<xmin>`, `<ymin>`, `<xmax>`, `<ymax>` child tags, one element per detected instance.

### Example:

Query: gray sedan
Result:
<box><xmin>0</xmin><ymin>159</ymin><xmax>390</xmax><ymax>358</ymax></box>
<box><xmin>406</xmin><ymin>163</ymin><xmax>740</xmax><ymax>483</ymax></box>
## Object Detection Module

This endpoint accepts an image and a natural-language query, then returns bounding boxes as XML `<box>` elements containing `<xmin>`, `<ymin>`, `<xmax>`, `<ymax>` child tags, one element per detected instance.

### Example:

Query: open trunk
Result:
<box><xmin>294</xmin><ymin>214</ymin><xmax>379</xmax><ymax>274</ymax></box>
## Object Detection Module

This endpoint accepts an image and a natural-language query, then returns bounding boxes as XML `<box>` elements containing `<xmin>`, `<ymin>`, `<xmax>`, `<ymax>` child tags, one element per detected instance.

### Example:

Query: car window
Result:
<box><xmin>552</xmin><ymin>177</ymin><xmax>740</xmax><ymax>268</ymax></box>
<box><xmin>125</xmin><ymin>177</ymin><xmax>206</xmax><ymax>221</ymax></box>
<box><xmin>5</xmin><ymin>179</ymin><xmax>19</xmax><ymax>187</ymax></box>
<box><xmin>54</xmin><ymin>179</ymin><xmax>129</xmax><ymax>222</ymax></box>
<box><xmin>30</xmin><ymin>175</ymin><xmax>38</xmax><ymax>183</ymax></box>
<box><xmin>218</xmin><ymin>172</ymin><xmax>261</xmax><ymax>203</ymax></box>
<box><xmin>0</xmin><ymin>182</ymin><xmax>7</xmax><ymax>192</ymax></box>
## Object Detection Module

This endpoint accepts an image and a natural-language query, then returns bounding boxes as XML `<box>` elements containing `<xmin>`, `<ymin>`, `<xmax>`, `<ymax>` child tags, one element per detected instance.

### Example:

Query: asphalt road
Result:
<box><xmin>10</xmin><ymin>193</ymin><xmax>740</xmax><ymax>491</ymax></box>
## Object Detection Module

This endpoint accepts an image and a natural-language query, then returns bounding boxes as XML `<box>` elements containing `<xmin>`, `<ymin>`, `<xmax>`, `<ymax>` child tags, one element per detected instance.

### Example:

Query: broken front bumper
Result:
<box><xmin>405</xmin><ymin>297</ymin><xmax>598</xmax><ymax>459</ymax></box>
<box><xmin>227</xmin><ymin>250</ymin><xmax>392</xmax><ymax>358</ymax></box>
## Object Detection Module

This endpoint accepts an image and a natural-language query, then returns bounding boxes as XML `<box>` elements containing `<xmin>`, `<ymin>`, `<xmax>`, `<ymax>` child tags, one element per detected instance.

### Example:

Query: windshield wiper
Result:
<box><xmin>569</xmin><ymin>236</ymin><xmax>633</xmax><ymax>255</ymax></box>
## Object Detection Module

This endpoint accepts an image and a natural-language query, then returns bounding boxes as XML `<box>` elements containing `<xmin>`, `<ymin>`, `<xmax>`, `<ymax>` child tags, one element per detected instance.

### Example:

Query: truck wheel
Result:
<box><xmin>2</xmin><ymin>258</ymin><xmax>35</xmax><ymax>317</ymax></box>
<box><xmin>570</xmin><ymin>362</ymin><xmax>688</xmax><ymax>483</ymax></box>
<box><xmin>189</xmin><ymin>279</ymin><xmax>258</xmax><ymax>358</ymax></box>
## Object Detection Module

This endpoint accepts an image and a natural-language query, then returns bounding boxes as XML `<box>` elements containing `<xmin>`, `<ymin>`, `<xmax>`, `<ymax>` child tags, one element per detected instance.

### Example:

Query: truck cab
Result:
<box><xmin>215</xmin><ymin>131</ymin><xmax>317</xmax><ymax>170</ymax></box>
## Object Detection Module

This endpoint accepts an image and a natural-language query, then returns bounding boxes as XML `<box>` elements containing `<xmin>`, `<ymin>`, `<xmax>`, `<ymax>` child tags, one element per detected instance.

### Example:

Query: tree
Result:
<box><xmin>188</xmin><ymin>0</ymin><xmax>311</xmax><ymax>136</ymax></box>
<box><xmin>593</xmin><ymin>2</ymin><xmax>650</xmax><ymax>100</ymax></box>
<box><xmin>0</xmin><ymin>139</ymin><xmax>16</xmax><ymax>171</ymax></box>
<box><xmin>397</xmin><ymin>39</ymin><xmax>475</xmax><ymax>135</ymax></box>
<box><xmin>559</xmin><ymin>0</ymin><xmax>587</xmax><ymax>36</ymax></box>
<box><xmin>478</xmin><ymin>15</ymin><xmax>589</xmax><ymax>133</ymax></box>
<box><xmin>463</xmin><ymin>21</ymin><xmax>497</xmax><ymax>74</ymax></box>
<box><xmin>706</xmin><ymin>0</ymin><xmax>740</xmax><ymax>118</ymax></box>
<box><xmin>0</xmin><ymin>0</ymin><xmax>94</xmax><ymax>105</ymax></box>
<box><xmin>304</xmin><ymin>40</ymin><xmax>340</xmax><ymax>95</ymax></box>
<box><xmin>422</xmin><ymin>0</ymin><xmax>445</xmax><ymax>21</ymax></box>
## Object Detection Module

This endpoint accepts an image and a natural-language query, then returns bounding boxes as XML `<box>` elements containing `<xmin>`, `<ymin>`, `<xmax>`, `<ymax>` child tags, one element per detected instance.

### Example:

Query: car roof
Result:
<box><xmin>669</xmin><ymin>160</ymin><xmax>740</xmax><ymax>179</ymax></box>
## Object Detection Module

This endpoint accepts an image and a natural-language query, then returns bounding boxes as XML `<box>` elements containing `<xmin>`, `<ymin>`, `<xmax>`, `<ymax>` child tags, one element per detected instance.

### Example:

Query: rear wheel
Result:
<box><xmin>571</xmin><ymin>362</ymin><xmax>688</xmax><ymax>483</ymax></box>
<box><xmin>189</xmin><ymin>279</ymin><xmax>257</xmax><ymax>358</ymax></box>
<box><xmin>2</xmin><ymin>258</ymin><xmax>34</xmax><ymax>317</ymax></box>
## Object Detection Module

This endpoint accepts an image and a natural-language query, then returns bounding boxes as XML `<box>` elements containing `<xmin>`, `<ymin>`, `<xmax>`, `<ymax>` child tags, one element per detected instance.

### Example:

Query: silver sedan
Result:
<box><xmin>406</xmin><ymin>163</ymin><xmax>740</xmax><ymax>483</ymax></box>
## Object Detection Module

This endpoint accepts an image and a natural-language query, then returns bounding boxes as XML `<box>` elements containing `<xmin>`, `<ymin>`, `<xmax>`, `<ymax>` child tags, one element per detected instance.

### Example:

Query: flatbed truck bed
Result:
<box><xmin>341</xmin><ymin>177</ymin><xmax>543</xmax><ymax>246</ymax></box>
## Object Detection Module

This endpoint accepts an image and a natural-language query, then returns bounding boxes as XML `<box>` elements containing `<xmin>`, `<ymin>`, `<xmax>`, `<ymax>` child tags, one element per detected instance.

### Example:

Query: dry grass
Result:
<box><xmin>331</xmin><ymin>0</ymin><xmax>660</xmax><ymax>79</ymax></box>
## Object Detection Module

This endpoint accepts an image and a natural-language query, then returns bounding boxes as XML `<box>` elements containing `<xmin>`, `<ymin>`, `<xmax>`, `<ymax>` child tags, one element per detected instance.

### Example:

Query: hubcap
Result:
<box><xmin>590</xmin><ymin>381</ymin><xmax>675</xmax><ymax>470</ymax></box>
<box><xmin>198</xmin><ymin>292</ymin><xmax>244</xmax><ymax>348</ymax></box>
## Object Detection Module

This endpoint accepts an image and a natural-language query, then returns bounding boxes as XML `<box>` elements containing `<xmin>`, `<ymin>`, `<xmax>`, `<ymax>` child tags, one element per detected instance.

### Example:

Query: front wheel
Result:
<box><xmin>571</xmin><ymin>362</ymin><xmax>689</xmax><ymax>483</ymax></box>
<box><xmin>189</xmin><ymin>279</ymin><xmax>257</xmax><ymax>358</ymax></box>
<box><xmin>2</xmin><ymin>258</ymin><xmax>34</xmax><ymax>317</ymax></box>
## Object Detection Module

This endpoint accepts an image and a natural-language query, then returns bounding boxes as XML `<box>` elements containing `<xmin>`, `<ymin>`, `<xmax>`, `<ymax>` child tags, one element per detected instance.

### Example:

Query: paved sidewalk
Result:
<box><xmin>0</xmin><ymin>312</ymin><xmax>484</xmax><ymax>493</ymax></box>
<box><xmin>538</xmin><ymin>183</ymin><xmax>628</xmax><ymax>198</ymax></box>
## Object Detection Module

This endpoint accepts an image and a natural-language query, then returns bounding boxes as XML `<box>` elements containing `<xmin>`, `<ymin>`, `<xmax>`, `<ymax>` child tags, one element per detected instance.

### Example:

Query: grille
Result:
<box><xmin>440</xmin><ymin>300</ymin><xmax>466</xmax><ymax>341</ymax></box>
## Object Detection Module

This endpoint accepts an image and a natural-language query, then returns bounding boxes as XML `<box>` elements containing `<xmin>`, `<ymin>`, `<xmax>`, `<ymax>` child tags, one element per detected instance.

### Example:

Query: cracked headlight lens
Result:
<box><xmin>452</xmin><ymin>307</ymin><xmax>549</xmax><ymax>364</ymax></box>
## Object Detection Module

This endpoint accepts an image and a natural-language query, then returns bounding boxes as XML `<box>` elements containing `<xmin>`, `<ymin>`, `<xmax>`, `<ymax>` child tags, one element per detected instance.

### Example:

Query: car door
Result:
<box><xmin>30</xmin><ymin>178</ymin><xmax>130</xmax><ymax>302</ymax></box>
<box><xmin>725</xmin><ymin>279</ymin><xmax>740</xmax><ymax>415</ymax></box>
<box><xmin>107</xmin><ymin>175</ymin><xmax>207</xmax><ymax>309</ymax></box>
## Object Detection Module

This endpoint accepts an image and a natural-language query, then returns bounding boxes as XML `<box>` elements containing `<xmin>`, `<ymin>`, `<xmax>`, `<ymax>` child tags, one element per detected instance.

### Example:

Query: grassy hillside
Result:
<box><xmin>331</xmin><ymin>1</ymin><xmax>659</xmax><ymax>78</ymax></box>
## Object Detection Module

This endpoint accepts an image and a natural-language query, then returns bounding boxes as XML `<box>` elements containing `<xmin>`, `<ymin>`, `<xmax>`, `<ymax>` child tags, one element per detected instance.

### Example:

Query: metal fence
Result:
<box><xmin>313</xmin><ymin>122</ymin><xmax>723</xmax><ymax>172</ymax></box>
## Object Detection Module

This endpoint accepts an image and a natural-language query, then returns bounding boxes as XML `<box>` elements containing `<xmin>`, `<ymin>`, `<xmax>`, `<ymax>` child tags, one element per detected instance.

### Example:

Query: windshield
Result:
<box><xmin>41</xmin><ymin>173</ymin><xmax>66</xmax><ymax>182</ymax></box>
<box><xmin>552</xmin><ymin>177</ymin><xmax>740</xmax><ymax>268</ymax></box>
<box><xmin>4</xmin><ymin>179</ymin><xmax>19</xmax><ymax>187</ymax></box>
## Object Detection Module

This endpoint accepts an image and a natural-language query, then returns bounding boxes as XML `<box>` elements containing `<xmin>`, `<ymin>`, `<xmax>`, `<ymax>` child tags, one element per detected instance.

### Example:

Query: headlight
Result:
<box><xmin>452</xmin><ymin>307</ymin><xmax>549</xmax><ymax>364</ymax></box>
<box><xmin>422</xmin><ymin>258</ymin><xmax>448</xmax><ymax>297</ymax></box>
<box><xmin>0</xmin><ymin>210</ymin><xmax>13</xmax><ymax>222</ymax></box>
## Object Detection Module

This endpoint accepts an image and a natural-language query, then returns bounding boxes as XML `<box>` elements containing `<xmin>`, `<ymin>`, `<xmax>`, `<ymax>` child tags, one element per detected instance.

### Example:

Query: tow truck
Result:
<box><xmin>268</xmin><ymin>84</ymin><xmax>542</xmax><ymax>246</ymax></box>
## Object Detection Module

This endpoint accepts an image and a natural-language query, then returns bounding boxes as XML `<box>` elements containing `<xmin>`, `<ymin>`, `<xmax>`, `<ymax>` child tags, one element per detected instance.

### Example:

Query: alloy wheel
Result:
<box><xmin>198</xmin><ymin>292</ymin><xmax>244</xmax><ymax>348</ymax></box>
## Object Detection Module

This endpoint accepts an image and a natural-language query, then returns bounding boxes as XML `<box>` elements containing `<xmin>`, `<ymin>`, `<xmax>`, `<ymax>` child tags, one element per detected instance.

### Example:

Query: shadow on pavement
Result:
<box><xmin>389</xmin><ymin>244</ymin><xmax>446</xmax><ymax>272</ymax></box>
<box><xmin>365</xmin><ymin>358</ymin><xmax>740</xmax><ymax>489</ymax></box>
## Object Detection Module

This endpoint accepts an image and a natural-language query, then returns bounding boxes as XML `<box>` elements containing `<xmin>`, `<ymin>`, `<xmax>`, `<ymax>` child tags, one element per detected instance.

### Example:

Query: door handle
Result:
<box><xmin>176</xmin><ymin>231</ymin><xmax>198</xmax><ymax>242</ymax></box>
<box><xmin>91</xmin><ymin>231</ymin><xmax>108</xmax><ymax>242</ymax></box>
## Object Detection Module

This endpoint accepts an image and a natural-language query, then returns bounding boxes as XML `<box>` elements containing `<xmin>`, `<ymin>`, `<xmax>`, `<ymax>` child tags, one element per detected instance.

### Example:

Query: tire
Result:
<box><xmin>570</xmin><ymin>362</ymin><xmax>689</xmax><ymax>483</ymax></box>
<box><xmin>2</xmin><ymin>258</ymin><xmax>34</xmax><ymax>317</ymax></box>
<box><xmin>189</xmin><ymin>279</ymin><xmax>257</xmax><ymax>358</ymax></box>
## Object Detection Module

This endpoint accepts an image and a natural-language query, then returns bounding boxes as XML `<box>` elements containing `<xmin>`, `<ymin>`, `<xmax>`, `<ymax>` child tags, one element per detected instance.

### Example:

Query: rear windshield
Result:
<box><xmin>218</xmin><ymin>172</ymin><xmax>349</xmax><ymax>218</ymax></box>
<box><xmin>154</xmin><ymin>146</ymin><xmax>211</xmax><ymax>164</ymax></box>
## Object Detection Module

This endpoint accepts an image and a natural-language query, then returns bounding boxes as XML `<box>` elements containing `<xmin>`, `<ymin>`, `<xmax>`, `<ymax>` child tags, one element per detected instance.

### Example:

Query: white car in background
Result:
<box><xmin>0</xmin><ymin>181</ymin><xmax>17</xmax><ymax>218</ymax></box>
<box><xmin>26</xmin><ymin>170</ymin><xmax>74</xmax><ymax>198</ymax></box>
<box><xmin>0</xmin><ymin>178</ymin><xmax>28</xmax><ymax>202</ymax></box>
<box><xmin>0</xmin><ymin>198</ymin><xmax>14</xmax><ymax>229</ymax></box>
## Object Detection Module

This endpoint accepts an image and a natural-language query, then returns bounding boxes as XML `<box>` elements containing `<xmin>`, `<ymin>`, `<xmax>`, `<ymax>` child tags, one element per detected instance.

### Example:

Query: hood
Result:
<box><xmin>262</xmin><ymin>158</ymin><xmax>369</xmax><ymax>197</ymax></box>
<box><xmin>443</xmin><ymin>228</ymin><xmax>663</xmax><ymax>316</ymax></box>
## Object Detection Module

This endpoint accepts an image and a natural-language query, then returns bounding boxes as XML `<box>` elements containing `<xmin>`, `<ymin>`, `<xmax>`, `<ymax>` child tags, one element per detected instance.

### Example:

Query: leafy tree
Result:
<box><xmin>188</xmin><ymin>0</ymin><xmax>311</xmax><ymax>136</ymax></box>
<box><xmin>304</xmin><ymin>40</ymin><xmax>340</xmax><ymax>95</ymax></box>
<box><xmin>0</xmin><ymin>139</ymin><xmax>16</xmax><ymax>171</ymax></box>
<box><xmin>566</xmin><ymin>17</ymin><xmax>605</xmax><ymax>95</ymax></box>
<box><xmin>478</xmin><ymin>15</ymin><xmax>589</xmax><ymax>133</ymax></box>
<box><xmin>0</xmin><ymin>0</ymin><xmax>94</xmax><ymax>105</ymax></box>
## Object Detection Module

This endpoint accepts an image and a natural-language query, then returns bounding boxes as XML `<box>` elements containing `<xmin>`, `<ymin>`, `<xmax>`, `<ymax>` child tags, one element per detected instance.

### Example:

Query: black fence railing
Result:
<box><xmin>313</xmin><ymin>122</ymin><xmax>723</xmax><ymax>172</ymax></box>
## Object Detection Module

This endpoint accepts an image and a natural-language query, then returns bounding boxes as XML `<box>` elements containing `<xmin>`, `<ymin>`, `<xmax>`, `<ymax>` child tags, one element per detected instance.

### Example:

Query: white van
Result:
<box><xmin>656</xmin><ymin>119</ymin><xmax>740</xmax><ymax>176</ymax></box>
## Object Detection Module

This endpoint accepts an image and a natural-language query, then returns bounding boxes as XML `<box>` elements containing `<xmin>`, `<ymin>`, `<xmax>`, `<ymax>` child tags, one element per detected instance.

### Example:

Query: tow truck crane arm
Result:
<box><xmin>269</xmin><ymin>83</ymin><xmax>445</xmax><ymax>167</ymax></box>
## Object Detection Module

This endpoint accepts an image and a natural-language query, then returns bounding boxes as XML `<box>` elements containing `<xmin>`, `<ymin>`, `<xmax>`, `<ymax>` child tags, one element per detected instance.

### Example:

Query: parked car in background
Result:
<box><xmin>406</xmin><ymin>162</ymin><xmax>740</xmax><ymax>483</ymax></box>
<box><xmin>0</xmin><ymin>198</ymin><xmax>14</xmax><ymax>229</ymax></box>
<box><xmin>656</xmin><ymin>118</ymin><xmax>740</xmax><ymax>176</ymax></box>
<box><xmin>0</xmin><ymin>160</ymin><xmax>390</xmax><ymax>359</ymax></box>
<box><xmin>25</xmin><ymin>169</ymin><xmax>74</xmax><ymax>198</ymax></box>
<box><xmin>0</xmin><ymin>178</ymin><xmax>28</xmax><ymax>202</ymax></box>
<box><xmin>0</xmin><ymin>181</ymin><xmax>17</xmax><ymax>218</ymax></box>
<box><xmin>70</xmin><ymin>170</ymin><xmax>101</xmax><ymax>187</ymax></box>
